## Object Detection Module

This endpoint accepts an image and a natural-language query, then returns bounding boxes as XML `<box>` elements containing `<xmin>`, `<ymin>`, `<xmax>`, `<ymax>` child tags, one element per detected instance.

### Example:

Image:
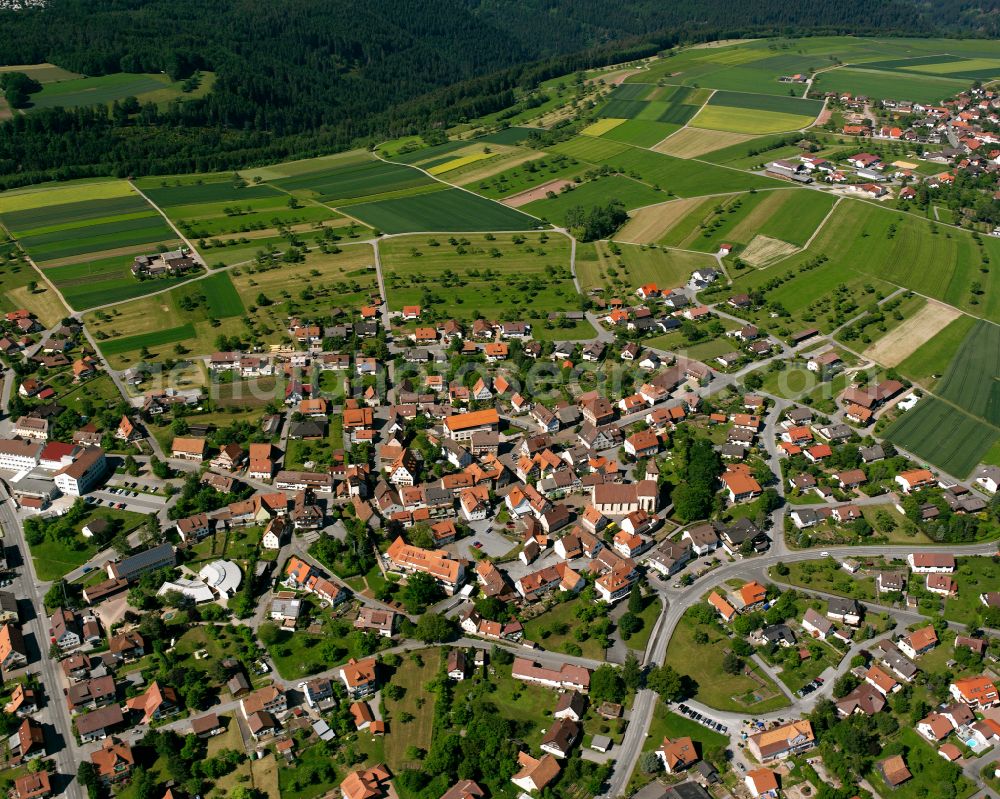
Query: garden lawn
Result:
<box><xmin>522</xmin><ymin>597</ymin><xmax>608</xmax><ymax>660</ymax></box>
<box><xmin>867</xmin><ymin>728</ymin><xmax>976</xmax><ymax>799</ymax></box>
<box><xmin>942</xmin><ymin>556</ymin><xmax>1000</xmax><ymax>625</ymax></box>
<box><xmin>662</xmin><ymin>608</ymin><xmax>789</xmax><ymax>713</ymax></box>
<box><xmin>628</xmin><ymin>703</ymin><xmax>728</xmax><ymax>793</ymax></box>
<box><xmin>621</xmin><ymin>594</ymin><xmax>663</xmax><ymax>654</ymax></box>
<box><xmin>30</xmin><ymin>506</ymin><xmax>146</xmax><ymax>581</ymax></box>
<box><xmin>776</xmin><ymin>560</ymin><xmax>877</xmax><ymax>601</ymax></box>
<box><xmin>383</xmin><ymin>649</ymin><xmax>442</xmax><ymax>770</ymax></box>
<box><xmin>278</xmin><ymin>741</ymin><xmax>341</xmax><ymax>799</ymax></box>
<box><xmin>452</xmin><ymin>661</ymin><xmax>554</xmax><ymax>750</ymax></box>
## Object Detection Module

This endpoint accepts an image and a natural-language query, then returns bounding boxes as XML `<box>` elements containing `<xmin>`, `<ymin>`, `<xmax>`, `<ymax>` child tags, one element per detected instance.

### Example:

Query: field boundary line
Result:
<box><xmin>368</xmin><ymin>147</ymin><xmax>546</xmax><ymax>224</ymax></box>
<box><xmin>128</xmin><ymin>180</ymin><xmax>200</xmax><ymax>255</ymax></box>
<box><xmin>0</xmin><ymin>217</ymin><xmax>73</xmax><ymax>320</ymax></box>
<box><xmin>650</xmin><ymin>88</ymin><xmax>716</xmax><ymax>150</ymax></box>
<box><xmin>79</xmin><ymin>240</ymin><xmax>376</xmax><ymax>315</ymax></box>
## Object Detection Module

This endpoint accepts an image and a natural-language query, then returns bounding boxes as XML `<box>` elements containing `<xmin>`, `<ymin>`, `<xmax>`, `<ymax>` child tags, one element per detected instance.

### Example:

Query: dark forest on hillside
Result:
<box><xmin>0</xmin><ymin>0</ymin><xmax>997</xmax><ymax>184</ymax></box>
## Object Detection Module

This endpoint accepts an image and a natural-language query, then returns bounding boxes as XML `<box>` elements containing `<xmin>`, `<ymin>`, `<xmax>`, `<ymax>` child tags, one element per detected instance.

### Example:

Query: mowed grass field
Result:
<box><xmin>0</xmin><ymin>179</ymin><xmax>189</xmax><ymax>310</ymax></box>
<box><xmin>348</xmin><ymin>187</ymin><xmax>538</xmax><ymax>233</ymax></box>
<box><xmin>87</xmin><ymin>271</ymin><xmax>246</xmax><ymax>364</ymax></box>
<box><xmin>692</xmin><ymin>91</ymin><xmax>822</xmax><ymax>134</ymax></box>
<box><xmin>890</xmin><ymin>316</ymin><xmax>1000</xmax><ymax>475</ymax></box>
<box><xmin>653</xmin><ymin>127</ymin><xmax>757</xmax><ymax>158</ymax></box>
<box><xmin>381</xmin><ymin>232</ymin><xmax>579</xmax><ymax>319</ymax></box>
<box><xmin>896</xmin><ymin>314</ymin><xmax>978</xmax><ymax>385</ymax></box>
<box><xmin>601</xmin><ymin>119</ymin><xmax>681</xmax><ymax>147</ymax></box>
<box><xmin>931</xmin><ymin>320</ymin><xmax>1000</xmax><ymax>425</ymax></box>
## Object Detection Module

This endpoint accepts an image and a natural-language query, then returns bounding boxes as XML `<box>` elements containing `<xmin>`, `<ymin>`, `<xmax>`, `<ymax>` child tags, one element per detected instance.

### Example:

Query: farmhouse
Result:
<box><xmin>132</xmin><ymin>249</ymin><xmax>199</xmax><ymax>278</ymax></box>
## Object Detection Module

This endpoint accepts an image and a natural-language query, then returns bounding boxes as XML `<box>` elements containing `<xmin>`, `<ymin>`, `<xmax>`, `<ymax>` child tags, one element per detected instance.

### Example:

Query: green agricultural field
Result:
<box><xmin>44</xmin><ymin>254</ymin><xmax>193</xmax><ymax>311</ymax></box>
<box><xmin>272</xmin><ymin>157</ymin><xmax>436</xmax><ymax>204</ymax></box>
<box><xmin>602</xmin><ymin>148</ymin><xmax>781</xmax><ymax>196</ymax></box>
<box><xmin>0</xmin><ymin>63</ymin><xmax>81</xmax><ymax>84</ymax></box>
<box><xmin>707</xmin><ymin>90</ymin><xmax>823</xmax><ymax>114</ymax></box>
<box><xmin>137</xmin><ymin>176</ymin><xmax>285</xmax><ymax>207</ymax></box>
<box><xmin>896</xmin><ymin>314</ymin><xmax>978</xmax><ymax>385</ymax></box>
<box><xmin>813</xmin><ymin>67</ymin><xmax>968</xmax><ymax>104</ymax></box>
<box><xmin>654</xmin><ymin>189</ymin><xmax>829</xmax><ymax>253</ymax></box>
<box><xmin>600</xmin><ymin>119</ymin><xmax>680</xmax><ymax>147</ymax></box>
<box><xmin>231</xmin><ymin>245</ymin><xmax>379</xmax><ymax>328</ymax></box>
<box><xmin>348</xmin><ymin>187</ymin><xmax>538</xmax><ymax>233</ymax></box>
<box><xmin>199</xmin><ymin>272</ymin><xmax>245</xmax><ymax>317</ymax></box>
<box><xmin>742</xmin><ymin>199</ymin><xmax>1000</xmax><ymax>323</ymax></box>
<box><xmin>884</xmin><ymin>396</ymin><xmax>998</xmax><ymax>477</ymax></box>
<box><xmin>97</xmin><ymin>324</ymin><xmax>199</xmax><ymax>356</ymax></box>
<box><xmin>548</xmin><ymin>135</ymin><xmax>631</xmax><ymax>163</ymax></box>
<box><xmin>930</xmin><ymin>320</ymin><xmax>1000</xmax><ymax>425</ymax></box>
<box><xmin>692</xmin><ymin>105</ymin><xmax>816</xmax><ymax>134</ymax></box>
<box><xmin>0</xmin><ymin>193</ymin><xmax>152</xmax><ymax>235</ymax></box>
<box><xmin>470</xmin><ymin>153</ymin><xmax>587</xmax><ymax>200</ymax></box>
<box><xmin>28</xmin><ymin>72</ymin><xmax>213</xmax><ymax>111</ymax></box>
<box><xmin>18</xmin><ymin>214</ymin><xmax>176</xmax><ymax>263</ymax></box>
<box><xmin>381</xmin><ymin>232</ymin><xmax>578</xmax><ymax>320</ymax></box>
<box><xmin>726</xmin><ymin>249</ymin><xmax>896</xmax><ymax>338</ymax></box>
<box><xmin>523</xmin><ymin>175</ymin><xmax>665</xmax><ymax>225</ymax></box>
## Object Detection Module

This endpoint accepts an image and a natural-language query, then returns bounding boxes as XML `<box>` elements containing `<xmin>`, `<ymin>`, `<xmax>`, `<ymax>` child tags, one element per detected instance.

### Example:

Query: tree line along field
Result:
<box><xmin>654</xmin><ymin>188</ymin><xmax>834</xmax><ymax>252</ymax></box>
<box><xmin>0</xmin><ymin>179</ymin><xmax>188</xmax><ymax>310</ymax></box>
<box><xmin>470</xmin><ymin>152</ymin><xmax>588</xmax><ymax>200</ymax></box>
<box><xmin>734</xmin><ymin>199</ymin><xmax>1000</xmax><ymax>323</ymax></box>
<box><xmin>381</xmin><ymin>232</ymin><xmax>579</xmax><ymax>320</ymax></box>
